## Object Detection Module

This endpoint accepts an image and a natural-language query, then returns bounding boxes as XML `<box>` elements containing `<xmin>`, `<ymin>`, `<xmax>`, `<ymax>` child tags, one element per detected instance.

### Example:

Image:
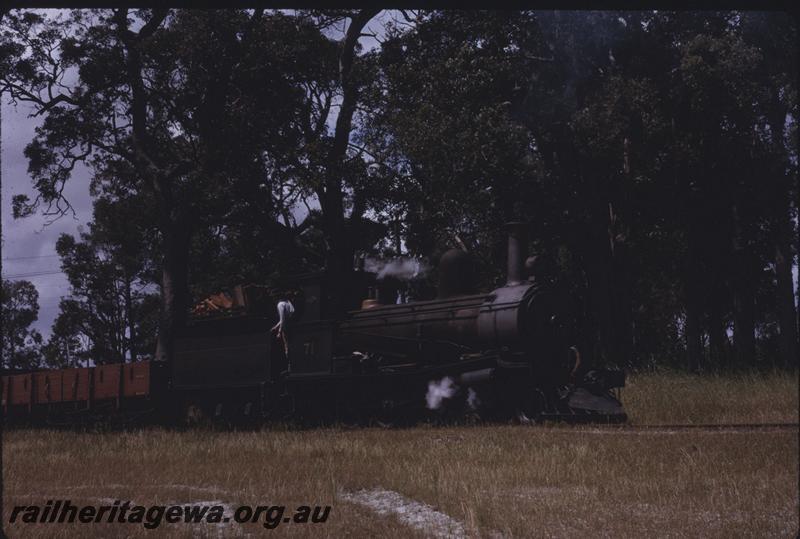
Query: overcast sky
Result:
<box><xmin>1</xmin><ymin>99</ymin><xmax>93</xmax><ymax>338</ymax></box>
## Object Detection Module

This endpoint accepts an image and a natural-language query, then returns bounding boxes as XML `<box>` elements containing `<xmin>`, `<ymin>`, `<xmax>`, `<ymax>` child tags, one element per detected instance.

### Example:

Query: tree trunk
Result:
<box><xmin>323</xmin><ymin>216</ymin><xmax>353</xmax><ymax>314</ymax></box>
<box><xmin>613</xmin><ymin>248</ymin><xmax>633</xmax><ymax>366</ymax></box>
<box><xmin>732</xmin><ymin>286</ymin><xmax>756</xmax><ymax>366</ymax></box>
<box><xmin>775</xmin><ymin>237</ymin><xmax>798</xmax><ymax>367</ymax></box>
<box><xmin>124</xmin><ymin>274</ymin><xmax>136</xmax><ymax>361</ymax></box>
<box><xmin>707</xmin><ymin>281</ymin><xmax>728</xmax><ymax>368</ymax></box>
<box><xmin>612</xmin><ymin>139</ymin><xmax>634</xmax><ymax>366</ymax></box>
<box><xmin>583</xmin><ymin>220</ymin><xmax>615</xmax><ymax>364</ymax></box>
<box><xmin>394</xmin><ymin>219</ymin><xmax>403</xmax><ymax>256</ymax></box>
<box><xmin>115</xmin><ymin>8</ymin><xmax>182</xmax><ymax>363</ymax></box>
<box><xmin>731</xmin><ymin>248</ymin><xmax>756</xmax><ymax>366</ymax></box>
<box><xmin>318</xmin><ymin>9</ymin><xmax>379</xmax><ymax>315</ymax></box>
<box><xmin>684</xmin><ymin>225</ymin><xmax>704</xmax><ymax>372</ymax></box>
<box><xmin>684</xmin><ymin>265</ymin><xmax>703</xmax><ymax>372</ymax></box>
<box><xmin>767</xmin><ymin>106</ymin><xmax>798</xmax><ymax>369</ymax></box>
<box><xmin>154</xmin><ymin>221</ymin><xmax>191</xmax><ymax>363</ymax></box>
<box><xmin>9</xmin><ymin>334</ymin><xmax>16</xmax><ymax>370</ymax></box>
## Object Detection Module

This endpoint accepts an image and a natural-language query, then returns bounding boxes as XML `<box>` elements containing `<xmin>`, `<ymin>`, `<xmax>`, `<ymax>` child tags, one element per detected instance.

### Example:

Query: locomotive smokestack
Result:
<box><xmin>505</xmin><ymin>222</ymin><xmax>528</xmax><ymax>286</ymax></box>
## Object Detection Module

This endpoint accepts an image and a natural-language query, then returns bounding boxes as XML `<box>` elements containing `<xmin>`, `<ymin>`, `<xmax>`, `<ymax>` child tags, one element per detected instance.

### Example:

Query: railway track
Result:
<box><xmin>569</xmin><ymin>422</ymin><xmax>799</xmax><ymax>433</ymax></box>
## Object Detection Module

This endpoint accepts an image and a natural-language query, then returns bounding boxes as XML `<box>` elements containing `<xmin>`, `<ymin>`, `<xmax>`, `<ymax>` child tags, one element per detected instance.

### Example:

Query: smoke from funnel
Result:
<box><xmin>426</xmin><ymin>377</ymin><xmax>457</xmax><ymax>410</ymax></box>
<box><xmin>364</xmin><ymin>257</ymin><xmax>430</xmax><ymax>280</ymax></box>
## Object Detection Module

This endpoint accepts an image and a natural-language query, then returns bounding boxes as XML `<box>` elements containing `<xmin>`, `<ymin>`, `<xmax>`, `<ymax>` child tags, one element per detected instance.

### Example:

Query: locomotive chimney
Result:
<box><xmin>505</xmin><ymin>222</ymin><xmax>528</xmax><ymax>286</ymax></box>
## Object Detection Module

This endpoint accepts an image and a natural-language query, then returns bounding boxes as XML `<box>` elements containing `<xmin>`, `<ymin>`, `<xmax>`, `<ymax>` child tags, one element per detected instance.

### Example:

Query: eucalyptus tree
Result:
<box><xmin>1</xmin><ymin>9</ymin><xmax>332</xmax><ymax>361</ymax></box>
<box><xmin>1</xmin><ymin>279</ymin><xmax>43</xmax><ymax>369</ymax></box>
<box><xmin>268</xmin><ymin>9</ymin><xmax>384</xmax><ymax>311</ymax></box>
<box><xmin>738</xmin><ymin>11</ymin><xmax>798</xmax><ymax>368</ymax></box>
<box><xmin>367</xmin><ymin>11</ymin><xmax>642</xmax><ymax>363</ymax></box>
<box><xmin>51</xmin><ymin>197</ymin><xmax>159</xmax><ymax>365</ymax></box>
<box><xmin>363</xmin><ymin>11</ymin><xmax>547</xmax><ymax>282</ymax></box>
<box><xmin>362</xmin><ymin>10</ymin><xmax>798</xmax><ymax>370</ymax></box>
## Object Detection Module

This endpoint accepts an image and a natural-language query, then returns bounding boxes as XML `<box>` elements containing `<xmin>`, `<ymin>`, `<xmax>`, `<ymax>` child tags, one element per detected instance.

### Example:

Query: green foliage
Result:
<box><xmin>1</xmin><ymin>279</ymin><xmax>43</xmax><ymax>369</ymax></box>
<box><xmin>362</xmin><ymin>11</ymin><xmax>546</xmax><ymax>283</ymax></box>
<box><xmin>47</xmin><ymin>224</ymin><xmax>159</xmax><ymax>365</ymax></box>
<box><xmin>363</xmin><ymin>10</ymin><xmax>798</xmax><ymax>369</ymax></box>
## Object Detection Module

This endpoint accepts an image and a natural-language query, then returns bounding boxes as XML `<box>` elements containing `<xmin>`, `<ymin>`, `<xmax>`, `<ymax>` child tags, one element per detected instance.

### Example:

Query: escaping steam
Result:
<box><xmin>466</xmin><ymin>388</ymin><xmax>480</xmax><ymax>411</ymax></box>
<box><xmin>426</xmin><ymin>377</ymin><xmax>457</xmax><ymax>410</ymax></box>
<box><xmin>426</xmin><ymin>378</ymin><xmax>482</xmax><ymax>412</ymax></box>
<box><xmin>364</xmin><ymin>257</ymin><xmax>430</xmax><ymax>280</ymax></box>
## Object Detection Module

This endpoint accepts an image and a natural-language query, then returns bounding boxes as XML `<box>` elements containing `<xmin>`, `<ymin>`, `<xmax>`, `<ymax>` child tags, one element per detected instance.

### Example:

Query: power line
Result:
<box><xmin>1</xmin><ymin>254</ymin><xmax>60</xmax><ymax>261</ymax></box>
<box><xmin>3</xmin><ymin>270</ymin><xmax>63</xmax><ymax>277</ymax></box>
<box><xmin>2</xmin><ymin>270</ymin><xmax>65</xmax><ymax>279</ymax></box>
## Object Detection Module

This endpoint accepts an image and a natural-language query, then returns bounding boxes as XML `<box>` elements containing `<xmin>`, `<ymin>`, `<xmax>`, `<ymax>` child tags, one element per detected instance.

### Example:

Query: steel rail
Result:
<box><xmin>555</xmin><ymin>422</ymin><xmax>799</xmax><ymax>432</ymax></box>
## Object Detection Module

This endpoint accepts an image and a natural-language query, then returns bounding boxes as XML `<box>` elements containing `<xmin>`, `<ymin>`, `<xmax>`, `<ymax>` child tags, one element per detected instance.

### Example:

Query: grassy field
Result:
<box><xmin>2</xmin><ymin>370</ymin><xmax>798</xmax><ymax>538</ymax></box>
<box><xmin>624</xmin><ymin>369</ymin><xmax>799</xmax><ymax>425</ymax></box>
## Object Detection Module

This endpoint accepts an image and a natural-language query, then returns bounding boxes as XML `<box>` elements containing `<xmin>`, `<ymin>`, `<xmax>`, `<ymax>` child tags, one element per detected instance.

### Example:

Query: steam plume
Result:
<box><xmin>466</xmin><ymin>388</ymin><xmax>480</xmax><ymax>411</ymax></box>
<box><xmin>364</xmin><ymin>257</ymin><xmax>429</xmax><ymax>280</ymax></box>
<box><xmin>426</xmin><ymin>377</ymin><xmax>457</xmax><ymax>410</ymax></box>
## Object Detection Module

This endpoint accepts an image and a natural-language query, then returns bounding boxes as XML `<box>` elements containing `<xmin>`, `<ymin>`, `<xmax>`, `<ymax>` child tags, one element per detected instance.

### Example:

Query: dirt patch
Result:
<box><xmin>340</xmin><ymin>488</ymin><xmax>467</xmax><ymax>538</ymax></box>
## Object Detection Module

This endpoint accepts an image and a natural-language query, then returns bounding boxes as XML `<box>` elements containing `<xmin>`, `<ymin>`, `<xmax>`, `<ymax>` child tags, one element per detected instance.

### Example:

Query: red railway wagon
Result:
<box><xmin>93</xmin><ymin>363</ymin><xmax>122</xmax><ymax>403</ymax></box>
<box><xmin>2</xmin><ymin>374</ymin><xmax>35</xmax><ymax>421</ymax></box>
<box><xmin>123</xmin><ymin>361</ymin><xmax>152</xmax><ymax>398</ymax></box>
<box><xmin>120</xmin><ymin>361</ymin><xmax>166</xmax><ymax>422</ymax></box>
<box><xmin>61</xmin><ymin>367</ymin><xmax>91</xmax><ymax>403</ymax></box>
<box><xmin>2</xmin><ymin>360</ymin><xmax>166</xmax><ymax>426</ymax></box>
<box><xmin>9</xmin><ymin>374</ymin><xmax>33</xmax><ymax>408</ymax></box>
<box><xmin>1</xmin><ymin>376</ymin><xmax>9</xmax><ymax>413</ymax></box>
<box><xmin>34</xmin><ymin>370</ymin><xmax>63</xmax><ymax>404</ymax></box>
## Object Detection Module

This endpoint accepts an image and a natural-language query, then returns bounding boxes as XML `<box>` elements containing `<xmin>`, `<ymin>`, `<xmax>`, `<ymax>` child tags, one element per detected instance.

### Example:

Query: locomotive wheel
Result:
<box><xmin>371</xmin><ymin>418</ymin><xmax>395</xmax><ymax>429</ymax></box>
<box><xmin>371</xmin><ymin>399</ymin><xmax>398</xmax><ymax>428</ymax></box>
<box><xmin>184</xmin><ymin>403</ymin><xmax>206</xmax><ymax>427</ymax></box>
<box><xmin>515</xmin><ymin>388</ymin><xmax>548</xmax><ymax>424</ymax></box>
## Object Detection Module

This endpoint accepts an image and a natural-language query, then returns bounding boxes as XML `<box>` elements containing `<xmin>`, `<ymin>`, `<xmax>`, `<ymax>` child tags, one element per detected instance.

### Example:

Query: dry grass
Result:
<box><xmin>624</xmin><ymin>369</ymin><xmax>799</xmax><ymax>425</ymax></box>
<box><xmin>2</xmin><ymin>371</ymin><xmax>798</xmax><ymax>538</ymax></box>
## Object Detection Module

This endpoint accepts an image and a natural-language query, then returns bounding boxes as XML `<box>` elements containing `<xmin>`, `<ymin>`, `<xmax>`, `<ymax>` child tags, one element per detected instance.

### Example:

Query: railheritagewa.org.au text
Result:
<box><xmin>9</xmin><ymin>500</ymin><xmax>331</xmax><ymax>530</ymax></box>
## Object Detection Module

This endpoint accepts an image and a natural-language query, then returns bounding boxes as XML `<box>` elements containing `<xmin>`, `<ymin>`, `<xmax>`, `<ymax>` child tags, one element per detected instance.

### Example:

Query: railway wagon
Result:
<box><xmin>1</xmin><ymin>361</ymin><xmax>167</xmax><ymax>426</ymax></box>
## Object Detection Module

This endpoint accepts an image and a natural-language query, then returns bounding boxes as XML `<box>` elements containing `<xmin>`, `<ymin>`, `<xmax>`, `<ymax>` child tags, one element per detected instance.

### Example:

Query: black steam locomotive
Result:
<box><xmin>1</xmin><ymin>223</ymin><xmax>626</xmax><ymax>426</ymax></box>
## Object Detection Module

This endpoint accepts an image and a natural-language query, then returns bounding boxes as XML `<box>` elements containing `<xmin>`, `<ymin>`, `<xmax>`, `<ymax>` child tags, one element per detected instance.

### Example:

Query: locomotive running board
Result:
<box><xmin>283</xmin><ymin>356</ymin><xmax>498</xmax><ymax>383</ymax></box>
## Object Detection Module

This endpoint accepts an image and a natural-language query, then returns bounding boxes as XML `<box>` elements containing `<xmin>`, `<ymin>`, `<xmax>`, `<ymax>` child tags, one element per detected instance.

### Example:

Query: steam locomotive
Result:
<box><xmin>1</xmin><ymin>223</ymin><xmax>626</xmax><ymax>426</ymax></box>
